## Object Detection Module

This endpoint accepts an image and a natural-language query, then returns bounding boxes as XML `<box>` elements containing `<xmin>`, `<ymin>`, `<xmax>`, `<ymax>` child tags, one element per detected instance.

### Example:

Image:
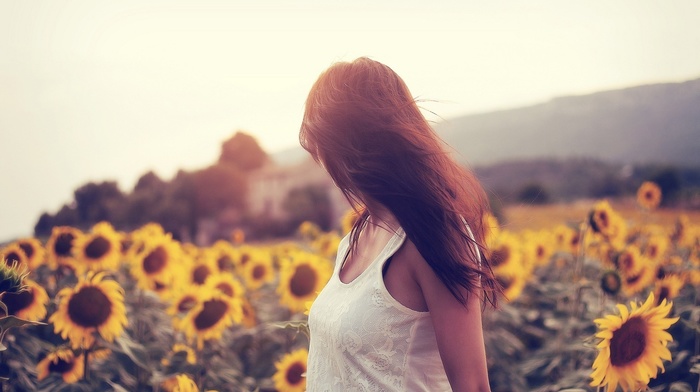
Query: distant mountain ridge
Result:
<box><xmin>275</xmin><ymin>77</ymin><xmax>700</xmax><ymax>167</ymax></box>
<box><xmin>436</xmin><ymin>77</ymin><xmax>700</xmax><ymax>166</ymax></box>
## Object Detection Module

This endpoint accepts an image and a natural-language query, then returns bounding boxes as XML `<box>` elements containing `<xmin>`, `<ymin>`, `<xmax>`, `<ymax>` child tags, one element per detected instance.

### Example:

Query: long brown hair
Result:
<box><xmin>299</xmin><ymin>57</ymin><xmax>500</xmax><ymax>308</ymax></box>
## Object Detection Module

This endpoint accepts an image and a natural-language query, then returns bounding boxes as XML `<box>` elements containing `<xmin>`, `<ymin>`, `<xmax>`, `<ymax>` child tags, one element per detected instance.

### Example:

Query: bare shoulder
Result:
<box><xmin>393</xmin><ymin>238</ymin><xmax>430</xmax><ymax>278</ymax></box>
<box><xmin>393</xmin><ymin>238</ymin><xmax>444</xmax><ymax>296</ymax></box>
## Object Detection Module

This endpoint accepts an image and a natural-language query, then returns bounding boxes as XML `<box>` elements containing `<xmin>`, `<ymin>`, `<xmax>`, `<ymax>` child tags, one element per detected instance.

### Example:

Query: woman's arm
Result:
<box><xmin>409</xmin><ymin>244</ymin><xmax>491</xmax><ymax>392</ymax></box>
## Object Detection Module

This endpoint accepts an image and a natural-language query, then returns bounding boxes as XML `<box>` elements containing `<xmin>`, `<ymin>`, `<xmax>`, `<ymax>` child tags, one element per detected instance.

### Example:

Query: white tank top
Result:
<box><xmin>306</xmin><ymin>227</ymin><xmax>452</xmax><ymax>391</ymax></box>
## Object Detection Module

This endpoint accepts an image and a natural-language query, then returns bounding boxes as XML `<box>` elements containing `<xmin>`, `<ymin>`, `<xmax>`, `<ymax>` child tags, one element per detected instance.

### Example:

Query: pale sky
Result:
<box><xmin>2</xmin><ymin>0</ymin><xmax>699</xmax><ymax>242</ymax></box>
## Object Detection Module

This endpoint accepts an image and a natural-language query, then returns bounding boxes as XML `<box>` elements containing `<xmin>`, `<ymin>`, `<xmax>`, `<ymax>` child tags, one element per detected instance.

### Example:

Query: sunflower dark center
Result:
<box><xmin>240</xmin><ymin>253</ymin><xmax>251</xmax><ymax>266</ymax></box>
<box><xmin>496</xmin><ymin>276</ymin><xmax>513</xmax><ymax>290</ymax></box>
<box><xmin>67</xmin><ymin>286</ymin><xmax>112</xmax><ymax>327</ymax></box>
<box><xmin>216</xmin><ymin>283</ymin><xmax>234</xmax><ymax>297</ymax></box>
<box><xmin>570</xmin><ymin>233</ymin><xmax>580</xmax><ymax>247</ymax></box>
<box><xmin>285</xmin><ymin>362</ymin><xmax>305</xmax><ymax>385</ymax></box>
<box><xmin>193</xmin><ymin>299</ymin><xmax>228</xmax><ymax>330</ymax></box>
<box><xmin>2</xmin><ymin>289</ymin><xmax>34</xmax><ymax>315</ymax></box>
<box><xmin>217</xmin><ymin>255</ymin><xmax>235</xmax><ymax>272</ymax></box>
<box><xmin>645</xmin><ymin>191</ymin><xmax>654</xmax><ymax>201</ymax></box>
<box><xmin>143</xmin><ymin>246</ymin><xmax>168</xmax><ymax>274</ymax></box>
<box><xmin>597</xmin><ymin>211</ymin><xmax>609</xmax><ymax>228</ymax></box>
<box><xmin>18</xmin><ymin>242</ymin><xmax>34</xmax><ymax>258</ymax></box>
<box><xmin>610</xmin><ymin>316</ymin><xmax>647</xmax><ymax>366</ymax></box>
<box><xmin>177</xmin><ymin>296</ymin><xmax>197</xmax><ymax>312</ymax></box>
<box><xmin>656</xmin><ymin>267</ymin><xmax>666</xmax><ymax>280</ymax></box>
<box><xmin>192</xmin><ymin>266</ymin><xmax>210</xmax><ymax>285</ymax></box>
<box><xmin>55</xmin><ymin>233</ymin><xmax>75</xmax><ymax>256</ymax></box>
<box><xmin>290</xmin><ymin>265</ymin><xmax>317</xmax><ymax>297</ymax></box>
<box><xmin>617</xmin><ymin>253</ymin><xmax>634</xmax><ymax>272</ymax></box>
<box><xmin>252</xmin><ymin>265</ymin><xmax>266</xmax><ymax>280</ymax></box>
<box><xmin>490</xmin><ymin>248</ymin><xmax>509</xmax><ymax>268</ymax></box>
<box><xmin>3</xmin><ymin>251</ymin><xmax>21</xmax><ymax>265</ymax></box>
<box><xmin>626</xmin><ymin>271</ymin><xmax>643</xmax><ymax>285</ymax></box>
<box><xmin>647</xmin><ymin>245</ymin><xmax>658</xmax><ymax>259</ymax></box>
<box><xmin>48</xmin><ymin>357</ymin><xmax>75</xmax><ymax>374</ymax></box>
<box><xmin>536</xmin><ymin>246</ymin><xmax>545</xmax><ymax>258</ymax></box>
<box><xmin>601</xmin><ymin>272</ymin><xmax>621</xmax><ymax>295</ymax></box>
<box><xmin>85</xmin><ymin>236</ymin><xmax>111</xmax><ymax>260</ymax></box>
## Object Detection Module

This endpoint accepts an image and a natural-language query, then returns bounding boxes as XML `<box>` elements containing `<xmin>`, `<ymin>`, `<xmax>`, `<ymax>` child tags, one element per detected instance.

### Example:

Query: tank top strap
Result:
<box><xmin>371</xmin><ymin>227</ymin><xmax>406</xmax><ymax>274</ymax></box>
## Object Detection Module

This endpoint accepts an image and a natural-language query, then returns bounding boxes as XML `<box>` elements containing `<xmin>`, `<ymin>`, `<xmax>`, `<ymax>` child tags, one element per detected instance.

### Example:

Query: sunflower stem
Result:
<box><xmin>135</xmin><ymin>289</ymin><xmax>146</xmax><ymax>390</ymax></box>
<box><xmin>572</xmin><ymin>222</ymin><xmax>588</xmax><ymax>318</ymax></box>
<box><xmin>83</xmin><ymin>343</ymin><xmax>92</xmax><ymax>381</ymax></box>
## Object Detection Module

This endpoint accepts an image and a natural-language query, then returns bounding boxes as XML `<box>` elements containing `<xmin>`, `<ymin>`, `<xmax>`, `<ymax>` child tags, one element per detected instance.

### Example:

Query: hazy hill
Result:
<box><xmin>436</xmin><ymin>77</ymin><xmax>700</xmax><ymax>166</ymax></box>
<box><xmin>276</xmin><ymin>77</ymin><xmax>700</xmax><ymax>167</ymax></box>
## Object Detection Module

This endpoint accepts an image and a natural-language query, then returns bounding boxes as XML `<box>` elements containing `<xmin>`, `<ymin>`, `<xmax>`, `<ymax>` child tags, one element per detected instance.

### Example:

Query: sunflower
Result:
<box><xmin>36</xmin><ymin>348</ymin><xmax>85</xmax><ymax>383</ymax></box>
<box><xmin>45</xmin><ymin>226</ymin><xmax>83</xmax><ymax>270</ymax></box>
<box><xmin>588</xmin><ymin>240</ymin><xmax>617</xmax><ymax>269</ymax></box>
<box><xmin>600</xmin><ymin>270</ymin><xmax>622</xmax><ymax>297</ymax></box>
<box><xmin>12</xmin><ymin>238</ymin><xmax>46</xmax><ymax>270</ymax></box>
<box><xmin>161</xmin><ymin>343</ymin><xmax>197</xmax><ymax>366</ymax></box>
<box><xmin>622</xmin><ymin>261</ymin><xmax>656</xmax><ymax>297</ymax></box>
<box><xmin>521</xmin><ymin>230</ymin><xmax>554</xmax><ymax>268</ymax></box>
<box><xmin>614</xmin><ymin>246</ymin><xmax>645</xmax><ymax>277</ymax></box>
<box><xmin>178</xmin><ymin>290</ymin><xmax>242</xmax><ymax>349</ymax></box>
<box><xmin>166</xmin><ymin>285</ymin><xmax>204</xmax><ymax>317</ymax></box>
<box><xmin>589</xmin><ymin>201</ymin><xmax>628</xmax><ymax>247</ymax></box>
<box><xmin>495</xmin><ymin>270</ymin><xmax>527</xmax><ymax>303</ymax></box>
<box><xmin>211</xmin><ymin>241</ymin><xmax>238</xmax><ymax>273</ymax></box>
<box><xmin>72</xmin><ymin>222</ymin><xmax>122</xmax><ymax>273</ymax></box>
<box><xmin>123</xmin><ymin>224</ymin><xmax>165</xmax><ymax>263</ymax></box>
<box><xmin>235</xmin><ymin>245</ymin><xmax>265</xmax><ymax>269</ymax></box>
<box><xmin>643</xmin><ymin>234</ymin><xmax>670</xmax><ymax>263</ymax></box>
<box><xmin>277</xmin><ymin>253</ymin><xmax>333</xmax><ymax>313</ymax></box>
<box><xmin>653</xmin><ymin>274</ymin><xmax>685</xmax><ymax>306</ymax></box>
<box><xmin>637</xmin><ymin>181</ymin><xmax>662</xmax><ymax>210</ymax></box>
<box><xmin>311</xmin><ymin>232</ymin><xmax>341</xmax><ymax>259</ymax></box>
<box><xmin>50</xmin><ymin>272</ymin><xmax>128</xmax><ymax>349</ymax></box>
<box><xmin>242</xmin><ymin>255</ymin><xmax>275</xmax><ymax>290</ymax></box>
<box><xmin>273</xmin><ymin>348</ymin><xmax>308</xmax><ymax>392</ymax></box>
<box><xmin>204</xmin><ymin>273</ymin><xmax>245</xmax><ymax>300</ymax></box>
<box><xmin>130</xmin><ymin>234</ymin><xmax>183</xmax><ymax>291</ymax></box>
<box><xmin>298</xmin><ymin>221</ymin><xmax>321</xmax><ymax>241</ymax></box>
<box><xmin>486</xmin><ymin>231</ymin><xmax>522</xmax><ymax>276</ymax></box>
<box><xmin>553</xmin><ymin>224</ymin><xmax>581</xmax><ymax>255</ymax></box>
<box><xmin>0</xmin><ymin>258</ymin><xmax>29</xmax><ymax>295</ymax></box>
<box><xmin>189</xmin><ymin>260</ymin><xmax>217</xmax><ymax>287</ymax></box>
<box><xmin>590</xmin><ymin>292</ymin><xmax>678</xmax><ymax>391</ymax></box>
<box><xmin>162</xmin><ymin>374</ymin><xmax>199</xmax><ymax>392</ymax></box>
<box><xmin>1</xmin><ymin>243</ymin><xmax>29</xmax><ymax>269</ymax></box>
<box><xmin>1</xmin><ymin>279</ymin><xmax>49</xmax><ymax>321</ymax></box>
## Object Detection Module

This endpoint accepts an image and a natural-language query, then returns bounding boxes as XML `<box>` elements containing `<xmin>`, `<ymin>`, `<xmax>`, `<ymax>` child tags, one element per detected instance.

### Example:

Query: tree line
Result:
<box><xmin>34</xmin><ymin>132</ymin><xmax>269</xmax><ymax>242</ymax></box>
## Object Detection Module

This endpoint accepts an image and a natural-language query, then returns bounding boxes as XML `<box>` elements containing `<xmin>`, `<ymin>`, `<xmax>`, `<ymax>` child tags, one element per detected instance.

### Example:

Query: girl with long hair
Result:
<box><xmin>301</xmin><ymin>57</ymin><xmax>500</xmax><ymax>391</ymax></box>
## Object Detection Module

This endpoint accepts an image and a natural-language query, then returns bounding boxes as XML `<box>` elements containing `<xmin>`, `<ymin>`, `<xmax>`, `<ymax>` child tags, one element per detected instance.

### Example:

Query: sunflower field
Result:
<box><xmin>1</xmin><ymin>181</ymin><xmax>700</xmax><ymax>392</ymax></box>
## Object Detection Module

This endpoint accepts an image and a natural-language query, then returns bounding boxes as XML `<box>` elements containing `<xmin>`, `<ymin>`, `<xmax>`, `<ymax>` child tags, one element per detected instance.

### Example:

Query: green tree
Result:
<box><xmin>73</xmin><ymin>181</ymin><xmax>126</xmax><ymax>225</ymax></box>
<box><xmin>516</xmin><ymin>182</ymin><xmax>550</xmax><ymax>205</ymax></box>
<box><xmin>219</xmin><ymin>131</ymin><xmax>268</xmax><ymax>171</ymax></box>
<box><xmin>282</xmin><ymin>185</ymin><xmax>333</xmax><ymax>231</ymax></box>
<box><xmin>650</xmin><ymin>166</ymin><xmax>682</xmax><ymax>206</ymax></box>
<box><xmin>192</xmin><ymin>164</ymin><xmax>247</xmax><ymax>218</ymax></box>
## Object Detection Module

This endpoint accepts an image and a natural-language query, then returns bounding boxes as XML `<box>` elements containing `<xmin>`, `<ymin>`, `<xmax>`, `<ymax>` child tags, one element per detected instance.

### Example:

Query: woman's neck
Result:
<box><xmin>366</xmin><ymin>203</ymin><xmax>400</xmax><ymax>233</ymax></box>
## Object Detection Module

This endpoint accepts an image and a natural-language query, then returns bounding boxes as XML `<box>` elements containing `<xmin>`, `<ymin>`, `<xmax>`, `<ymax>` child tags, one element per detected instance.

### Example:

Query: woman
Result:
<box><xmin>300</xmin><ymin>57</ymin><xmax>500</xmax><ymax>391</ymax></box>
